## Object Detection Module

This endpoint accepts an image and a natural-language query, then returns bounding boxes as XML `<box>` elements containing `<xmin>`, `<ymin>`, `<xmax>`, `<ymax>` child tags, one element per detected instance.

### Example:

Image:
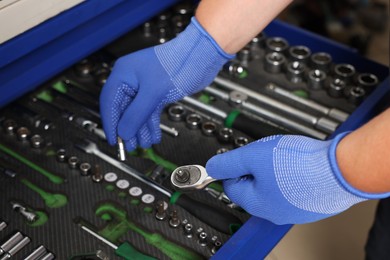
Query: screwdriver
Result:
<box><xmin>79</xmin><ymin>223</ymin><xmax>156</xmax><ymax>260</ymax></box>
<box><xmin>96</xmin><ymin>203</ymin><xmax>204</xmax><ymax>260</ymax></box>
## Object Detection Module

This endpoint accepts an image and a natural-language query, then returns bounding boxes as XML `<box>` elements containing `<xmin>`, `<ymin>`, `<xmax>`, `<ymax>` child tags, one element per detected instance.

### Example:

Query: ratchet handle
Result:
<box><xmin>232</xmin><ymin>113</ymin><xmax>290</xmax><ymax>139</ymax></box>
<box><xmin>172</xmin><ymin>192</ymin><xmax>242</xmax><ymax>234</ymax></box>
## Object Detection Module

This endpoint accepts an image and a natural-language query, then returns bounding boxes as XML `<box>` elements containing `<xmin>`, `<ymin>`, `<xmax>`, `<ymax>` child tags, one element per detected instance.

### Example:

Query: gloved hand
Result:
<box><xmin>100</xmin><ymin>17</ymin><xmax>234</xmax><ymax>150</ymax></box>
<box><xmin>206</xmin><ymin>133</ymin><xmax>389</xmax><ymax>224</ymax></box>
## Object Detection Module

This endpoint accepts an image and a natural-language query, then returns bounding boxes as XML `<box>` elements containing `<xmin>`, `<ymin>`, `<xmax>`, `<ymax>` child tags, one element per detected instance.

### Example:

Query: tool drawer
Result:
<box><xmin>0</xmin><ymin>1</ymin><xmax>388</xmax><ymax>259</ymax></box>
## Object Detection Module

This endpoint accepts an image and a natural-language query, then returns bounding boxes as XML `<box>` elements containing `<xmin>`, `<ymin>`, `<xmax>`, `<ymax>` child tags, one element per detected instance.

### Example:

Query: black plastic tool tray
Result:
<box><xmin>0</xmin><ymin>80</ymin><xmax>250</xmax><ymax>259</ymax></box>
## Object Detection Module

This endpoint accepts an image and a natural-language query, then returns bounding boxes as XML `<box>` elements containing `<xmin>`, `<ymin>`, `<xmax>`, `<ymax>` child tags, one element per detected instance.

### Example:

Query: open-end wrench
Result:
<box><xmin>171</xmin><ymin>165</ymin><xmax>217</xmax><ymax>191</ymax></box>
<box><xmin>75</xmin><ymin>139</ymin><xmax>171</xmax><ymax>197</ymax></box>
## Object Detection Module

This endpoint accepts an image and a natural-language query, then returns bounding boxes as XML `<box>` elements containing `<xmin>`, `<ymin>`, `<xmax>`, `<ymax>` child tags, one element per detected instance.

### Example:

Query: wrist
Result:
<box><xmin>332</xmin><ymin>132</ymin><xmax>390</xmax><ymax>199</ymax></box>
<box><xmin>190</xmin><ymin>17</ymin><xmax>236</xmax><ymax>59</ymax></box>
<box><xmin>154</xmin><ymin>17</ymin><xmax>234</xmax><ymax>96</ymax></box>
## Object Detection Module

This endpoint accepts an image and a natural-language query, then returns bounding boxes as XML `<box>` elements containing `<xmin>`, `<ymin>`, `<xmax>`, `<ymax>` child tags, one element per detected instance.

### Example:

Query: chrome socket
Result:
<box><xmin>229</xmin><ymin>90</ymin><xmax>248</xmax><ymax>107</ymax></box>
<box><xmin>265</xmin><ymin>37</ymin><xmax>289</xmax><ymax>54</ymax></box>
<box><xmin>56</xmin><ymin>149</ymin><xmax>67</xmax><ymax>163</ymax></box>
<box><xmin>216</xmin><ymin>148</ymin><xmax>229</xmax><ymax>154</ymax></box>
<box><xmin>347</xmin><ymin>86</ymin><xmax>366</xmax><ymax>105</ymax></box>
<box><xmin>237</xmin><ymin>46</ymin><xmax>251</xmax><ymax>66</ymax></box>
<box><xmin>264</xmin><ymin>52</ymin><xmax>286</xmax><ymax>74</ymax></box>
<box><xmin>68</xmin><ymin>156</ymin><xmax>79</xmax><ymax>169</ymax></box>
<box><xmin>310</xmin><ymin>52</ymin><xmax>332</xmax><ymax>72</ymax></box>
<box><xmin>94</xmin><ymin>69</ymin><xmax>109</xmax><ymax>87</ymax></box>
<box><xmin>198</xmin><ymin>232</ymin><xmax>208</xmax><ymax>247</ymax></box>
<box><xmin>223</xmin><ymin>61</ymin><xmax>246</xmax><ymax>78</ymax></box>
<box><xmin>185</xmin><ymin>113</ymin><xmax>202</xmax><ymax>129</ymax></box>
<box><xmin>328</xmin><ymin>78</ymin><xmax>347</xmax><ymax>98</ymax></box>
<box><xmin>211</xmin><ymin>241</ymin><xmax>223</xmax><ymax>254</ymax></box>
<box><xmin>307</xmin><ymin>69</ymin><xmax>326</xmax><ymax>90</ymax></box>
<box><xmin>74</xmin><ymin>59</ymin><xmax>94</xmax><ymax>78</ymax></box>
<box><xmin>172</xmin><ymin>15</ymin><xmax>185</xmax><ymax>35</ymax></box>
<box><xmin>334</xmin><ymin>63</ymin><xmax>356</xmax><ymax>83</ymax></box>
<box><xmin>250</xmin><ymin>32</ymin><xmax>267</xmax><ymax>49</ymax></box>
<box><xmin>157</xmin><ymin>13</ymin><xmax>170</xmax><ymax>28</ymax></box>
<box><xmin>79</xmin><ymin>162</ymin><xmax>91</xmax><ymax>176</ymax></box>
<box><xmin>30</xmin><ymin>134</ymin><xmax>44</xmax><ymax>149</ymax></box>
<box><xmin>2</xmin><ymin>119</ymin><xmax>17</xmax><ymax>135</ymax></box>
<box><xmin>16</xmin><ymin>127</ymin><xmax>30</xmax><ymax>142</ymax></box>
<box><xmin>168</xmin><ymin>105</ymin><xmax>186</xmax><ymax>122</ymax></box>
<box><xmin>218</xmin><ymin>127</ymin><xmax>234</xmax><ymax>143</ymax></box>
<box><xmin>184</xmin><ymin>223</ymin><xmax>193</xmax><ymax>238</ymax></box>
<box><xmin>288</xmin><ymin>45</ymin><xmax>311</xmax><ymax>64</ymax></box>
<box><xmin>234</xmin><ymin>136</ymin><xmax>249</xmax><ymax>148</ymax></box>
<box><xmin>201</xmin><ymin>121</ymin><xmax>217</xmax><ymax>136</ymax></box>
<box><xmin>174</xmin><ymin>2</ymin><xmax>193</xmax><ymax>16</ymax></box>
<box><xmin>286</xmin><ymin>61</ymin><xmax>306</xmax><ymax>83</ymax></box>
<box><xmin>143</xmin><ymin>22</ymin><xmax>153</xmax><ymax>37</ymax></box>
<box><xmin>356</xmin><ymin>73</ymin><xmax>379</xmax><ymax>94</ymax></box>
<box><xmin>158</xmin><ymin>27</ymin><xmax>168</xmax><ymax>44</ymax></box>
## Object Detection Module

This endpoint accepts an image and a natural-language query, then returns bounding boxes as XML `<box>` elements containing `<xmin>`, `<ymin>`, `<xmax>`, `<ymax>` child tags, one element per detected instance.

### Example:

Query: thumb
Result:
<box><xmin>206</xmin><ymin>146</ymin><xmax>252</xmax><ymax>180</ymax></box>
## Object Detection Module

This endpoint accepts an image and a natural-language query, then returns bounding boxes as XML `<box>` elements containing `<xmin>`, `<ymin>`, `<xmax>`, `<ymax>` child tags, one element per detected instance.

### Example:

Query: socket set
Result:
<box><xmin>0</xmin><ymin>2</ymin><xmax>388</xmax><ymax>260</ymax></box>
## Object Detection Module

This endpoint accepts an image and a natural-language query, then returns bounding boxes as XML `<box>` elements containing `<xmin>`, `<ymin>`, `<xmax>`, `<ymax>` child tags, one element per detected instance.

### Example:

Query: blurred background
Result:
<box><xmin>279</xmin><ymin>0</ymin><xmax>389</xmax><ymax>65</ymax></box>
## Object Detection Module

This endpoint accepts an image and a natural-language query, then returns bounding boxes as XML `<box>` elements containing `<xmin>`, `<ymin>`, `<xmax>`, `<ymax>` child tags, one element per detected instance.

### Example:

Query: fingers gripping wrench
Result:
<box><xmin>171</xmin><ymin>165</ymin><xmax>217</xmax><ymax>191</ymax></box>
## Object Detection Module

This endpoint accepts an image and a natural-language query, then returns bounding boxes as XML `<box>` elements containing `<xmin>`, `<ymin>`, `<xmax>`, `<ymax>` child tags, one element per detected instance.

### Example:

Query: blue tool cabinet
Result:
<box><xmin>0</xmin><ymin>1</ymin><xmax>388</xmax><ymax>259</ymax></box>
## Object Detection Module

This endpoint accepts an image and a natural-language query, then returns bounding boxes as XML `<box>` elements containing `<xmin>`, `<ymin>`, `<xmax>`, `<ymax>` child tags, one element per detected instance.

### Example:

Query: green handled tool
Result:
<box><xmin>95</xmin><ymin>203</ymin><xmax>203</xmax><ymax>260</ymax></box>
<box><xmin>79</xmin><ymin>222</ymin><xmax>156</xmax><ymax>260</ymax></box>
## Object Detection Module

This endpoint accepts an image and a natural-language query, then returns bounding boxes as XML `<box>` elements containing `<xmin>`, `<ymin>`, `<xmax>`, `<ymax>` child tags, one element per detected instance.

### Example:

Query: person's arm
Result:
<box><xmin>100</xmin><ymin>1</ymin><xmax>293</xmax><ymax>150</ymax></box>
<box><xmin>337</xmin><ymin>108</ymin><xmax>390</xmax><ymax>193</ymax></box>
<box><xmin>196</xmin><ymin>0</ymin><xmax>292</xmax><ymax>54</ymax></box>
<box><xmin>206</xmin><ymin>109</ymin><xmax>390</xmax><ymax>224</ymax></box>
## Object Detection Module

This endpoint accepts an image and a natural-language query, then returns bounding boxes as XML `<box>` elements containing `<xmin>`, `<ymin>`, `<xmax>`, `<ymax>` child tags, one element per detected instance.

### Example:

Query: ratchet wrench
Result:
<box><xmin>171</xmin><ymin>165</ymin><xmax>217</xmax><ymax>191</ymax></box>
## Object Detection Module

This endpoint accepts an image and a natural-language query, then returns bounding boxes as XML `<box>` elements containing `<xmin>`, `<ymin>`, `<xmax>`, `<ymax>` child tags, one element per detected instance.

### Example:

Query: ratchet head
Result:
<box><xmin>171</xmin><ymin>165</ymin><xmax>217</xmax><ymax>191</ymax></box>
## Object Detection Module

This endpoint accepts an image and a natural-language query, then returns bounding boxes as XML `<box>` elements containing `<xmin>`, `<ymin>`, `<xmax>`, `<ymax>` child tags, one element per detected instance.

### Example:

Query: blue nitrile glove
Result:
<box><xmin>100</xmin><ymin>17</ymin><xmax>234</xmax><ymax>150</ymax></box>
<box><xmin>206</xmin><ymin>133</ymin><xmax>390</xmax><ymax>224</ymax></box>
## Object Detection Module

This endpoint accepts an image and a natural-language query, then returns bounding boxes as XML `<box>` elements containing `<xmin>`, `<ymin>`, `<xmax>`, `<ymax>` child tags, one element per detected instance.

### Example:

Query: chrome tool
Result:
<box><xmin>171</xmin><ymin>165</ymin><xmax>217</xmax><ymax>191</ymax></box>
